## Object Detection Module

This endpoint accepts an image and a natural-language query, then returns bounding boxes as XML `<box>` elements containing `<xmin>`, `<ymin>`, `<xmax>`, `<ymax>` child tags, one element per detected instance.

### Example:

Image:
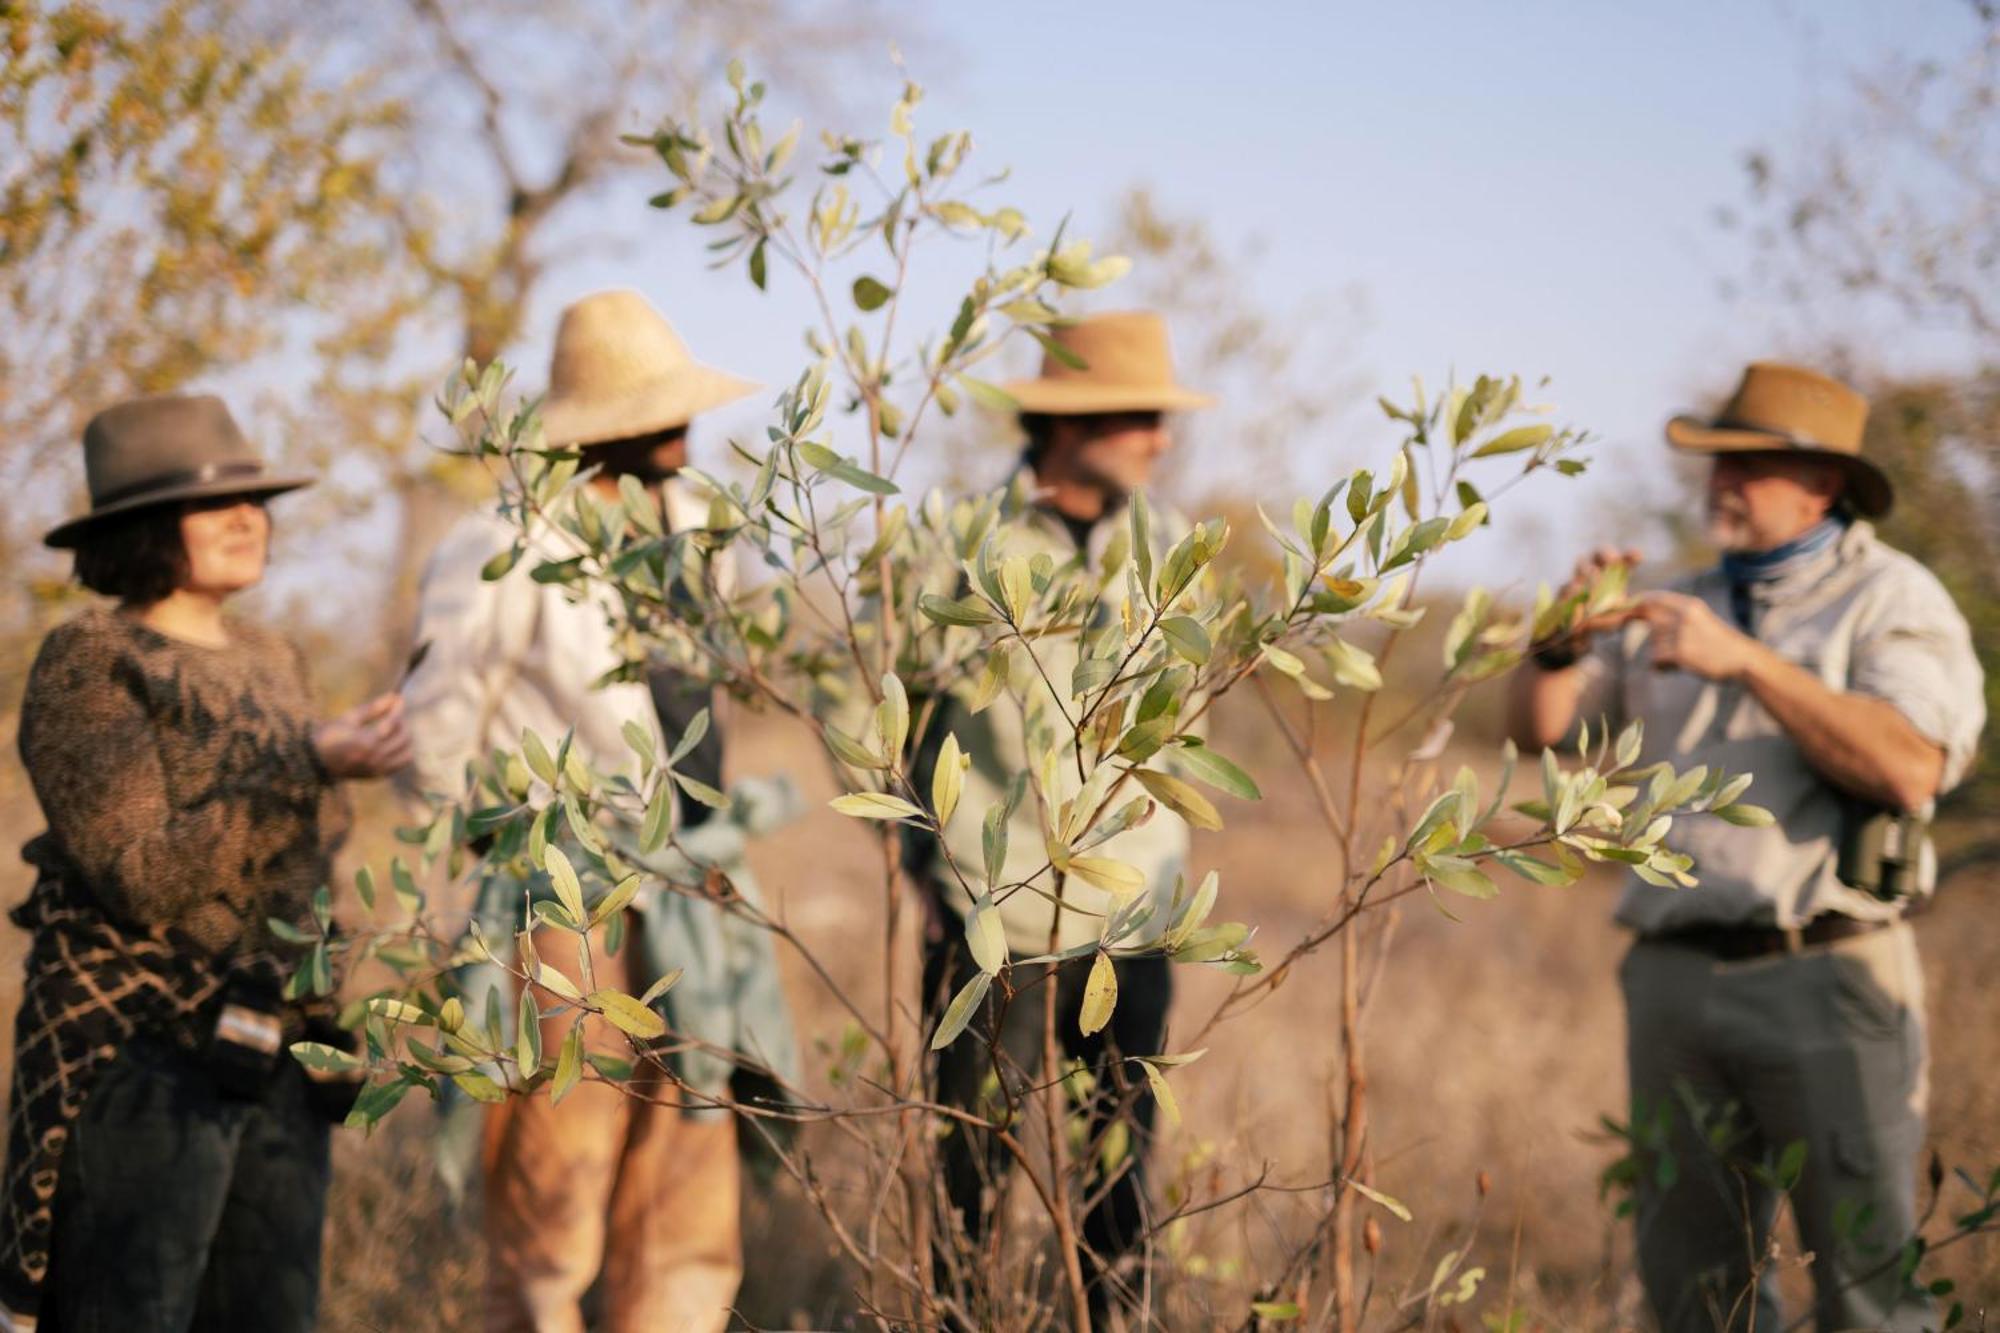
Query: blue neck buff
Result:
<box><xmin>1719</xmin><ymin>513</ymin><xmax>1849</xmax><ymax>629</ymax></box>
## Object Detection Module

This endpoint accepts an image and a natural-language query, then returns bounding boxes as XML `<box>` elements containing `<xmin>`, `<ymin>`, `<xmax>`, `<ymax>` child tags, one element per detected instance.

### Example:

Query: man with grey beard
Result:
<box><xmin>1508</xmin><ymin>362</ymin><xmax>1984</xmax><ymax>1331</ymax></box>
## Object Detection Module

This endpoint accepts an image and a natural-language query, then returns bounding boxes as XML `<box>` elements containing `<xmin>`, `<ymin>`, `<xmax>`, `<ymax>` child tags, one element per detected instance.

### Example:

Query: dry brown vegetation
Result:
<box><xmin>6</xmin><ymin>667</ymin><xmax>1985</xmax><ymax>1330</ymax></box>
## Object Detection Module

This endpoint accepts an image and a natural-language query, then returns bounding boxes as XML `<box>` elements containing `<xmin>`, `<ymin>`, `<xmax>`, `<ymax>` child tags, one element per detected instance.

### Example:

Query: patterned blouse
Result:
<box><xmin>1</xmin><ymin>609</ymin><xmax>349</xmax><ymax>1325</ymax></box>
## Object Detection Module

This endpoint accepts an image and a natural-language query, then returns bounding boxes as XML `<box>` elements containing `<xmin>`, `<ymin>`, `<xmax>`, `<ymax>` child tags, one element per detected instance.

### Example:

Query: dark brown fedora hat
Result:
<box><xmin>44</xmin><ymin>394</ymin><xmax>313</xmax><ymax>549</ymax></box>
<box><xmin>1665</xmin><ymin>362</ymin><xmax>1892</xmax><ymax>518</ymax></box>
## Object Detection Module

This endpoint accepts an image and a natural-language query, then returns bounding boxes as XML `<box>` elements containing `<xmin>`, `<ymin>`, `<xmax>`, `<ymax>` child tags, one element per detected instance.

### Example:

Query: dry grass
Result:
<box><xmin>0</xmin><ymin>689</ymin><xmax>1993</xmax><ymax>1329</ymax></box>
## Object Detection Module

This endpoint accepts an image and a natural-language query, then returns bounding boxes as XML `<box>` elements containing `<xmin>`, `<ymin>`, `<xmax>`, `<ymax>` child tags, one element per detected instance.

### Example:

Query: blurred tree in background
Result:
<box><xmin>1723</xmin><ymin>5</ymin><xmax>1997</xmax><ymax>811</ymax></box>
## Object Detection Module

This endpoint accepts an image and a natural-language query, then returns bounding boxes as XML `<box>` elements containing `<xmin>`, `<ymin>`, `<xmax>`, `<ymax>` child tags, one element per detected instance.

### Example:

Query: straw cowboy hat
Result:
<box><xmin>44</xmin><ymin>394</ymin><xmax>312</xmax><ymax>549</ymax></box>
<box><xmin>1666</xmin><ymin>362</ymin><xmax>1892</xmax><ymax>518</ymax></box>
<box><xmin>1001</xmin><ymin>310</ymin><xmax>1214</xmax><ymax>415</ymax></box>
<box><xmin>539</xmin><ymin>289</ymin><xmax>757</xmax><ymax>448</ymax></box>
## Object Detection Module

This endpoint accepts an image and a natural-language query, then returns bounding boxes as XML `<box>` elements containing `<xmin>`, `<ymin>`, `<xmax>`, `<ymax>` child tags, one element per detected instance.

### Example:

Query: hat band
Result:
<box><xmin>92</xmin><ymin>460</ymin><xmax>270</xmax><ymax>509</ymax></box>
<box><xmin>1711</xmin><ymin>416</ymin><xmax>1845</xmax><ymax>454</ymax></box>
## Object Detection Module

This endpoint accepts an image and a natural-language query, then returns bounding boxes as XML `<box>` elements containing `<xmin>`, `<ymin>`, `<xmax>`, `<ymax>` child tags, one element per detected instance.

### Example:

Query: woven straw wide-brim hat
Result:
<box><xmin>45</xmin><ymin>394</ymin><xmax>313</xmax><ymax>549</ymax></box>
<box><xmin>1000</xmin><ymin>310</ymin><xmax>1214</xmax><ymax>415</ymax></box>
<box><xmin>539</xmin><ymin>289</ymin><xmax>758</xmax><ymax>448</ymax></box>
<box><xmin>1665</xmin><ymin>361</ymin><xmax>1891</xmax><ymax>518</ymax></box>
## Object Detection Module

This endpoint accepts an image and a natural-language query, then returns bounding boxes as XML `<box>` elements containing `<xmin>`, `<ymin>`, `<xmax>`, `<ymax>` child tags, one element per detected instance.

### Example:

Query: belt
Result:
<box><xmin>1648</xmin><ymin>913</ymin><xmax>1895</xmax><ymax>961</ymax></box>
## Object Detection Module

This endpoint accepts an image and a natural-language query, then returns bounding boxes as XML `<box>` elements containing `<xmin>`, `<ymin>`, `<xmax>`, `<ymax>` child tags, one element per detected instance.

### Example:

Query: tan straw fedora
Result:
<box><xmin>539</xmin><ymin>289</ymin><xmax>757</xmax><ymax>448</ymax></box>
<box><xmin>45</xmin><ymin>394</ymin><xmax>312</xmax><ymax>549</ymax></box>
<box><xmin>1665</xmin><ymin>362</ymin><xmax>1891</xmax><ymax>517</ymax></box>
<box><xmin>1000</xmin><ymin>311</ymin><xmax>1214</xmax><ymax>415</ymax></box>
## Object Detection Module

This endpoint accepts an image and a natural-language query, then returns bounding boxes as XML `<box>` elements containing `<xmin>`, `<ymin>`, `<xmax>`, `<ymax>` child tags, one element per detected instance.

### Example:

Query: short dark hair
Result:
<box><xmin>71</xmin><ymin>504</ymin><xmax>190</xmax><ymax>603</ymax></box>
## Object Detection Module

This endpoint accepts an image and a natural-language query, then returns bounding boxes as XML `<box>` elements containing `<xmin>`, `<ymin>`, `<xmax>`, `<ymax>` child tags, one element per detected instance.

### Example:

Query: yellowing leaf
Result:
<box><xmin>932</xmin><ymin>733</ymin><xmax>965</xmax><ymax>826</ymax></box>
<box><xmin>930</xmin><ymin>971</ymin><xmax>991</xmax><ymax>1050</ymax></box>
<box><xmin>589</xmin><ymin>988</ymin><xmax>666</xmax><ymax>1041</ymax></box>
<box><xmin>1132</xmin><ymin>768</ymin><xmax>1223</xmax><ymax>832</ymax></box>
<box><xmin>1067</xmin><ymin>856</ymin><xmax>1147</xmax><ymax>897</ymax></box>
<box><xmin>543</xmin><ymin>846</ymin><xmax>587</xmax><ymax>926</ymax></box>
<box><xmin>551</xmin><ymin>1022</ymin><xmax>584</xmax><ymax>1106</ymax></box>
<box><xmin>966</xmin><ymin>893</ymin><xmax>1006</xmax><ymax>975</ymax></box>
<box><xmin>1078</xmin><ymin>951</ymin><xmax>1118</xmax><ymax>1036</ymax></box>
<box><xmin>1139</xmin><ymin>1059</ymin><xmax>1181</xmax><ymax>1127</ymax></box>
<box><xmin>1351</xmin><ymin>1178</ymin><xmax>1413</xmax><ymax>1221</ymax></box>
<box><xmin>829</xmin><ymin>791</ymin><xmax>924</xmax><ymax>821</ymax></box>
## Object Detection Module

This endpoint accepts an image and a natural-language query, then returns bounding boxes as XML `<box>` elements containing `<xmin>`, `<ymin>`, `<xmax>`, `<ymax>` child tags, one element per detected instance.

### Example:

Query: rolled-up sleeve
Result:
<box><xmin>1848</xmin><ymin>565</ymin><xmax>1987</xmax><ymax>792</ymax></box>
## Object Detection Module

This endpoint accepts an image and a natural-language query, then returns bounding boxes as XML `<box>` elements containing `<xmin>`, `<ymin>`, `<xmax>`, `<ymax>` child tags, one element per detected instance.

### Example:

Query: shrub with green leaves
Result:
<box><xmin>290</xmin><ymin>64</ymin><xmax>1791</xmax><ymax>1330</ymax></box>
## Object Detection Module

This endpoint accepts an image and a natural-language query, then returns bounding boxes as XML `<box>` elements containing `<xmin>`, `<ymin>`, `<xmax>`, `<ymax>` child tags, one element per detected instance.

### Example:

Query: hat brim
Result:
<box><xmin>996</xmin><ymin>379</ymin><xmax>1216</xmax><ymax>415</ymax></box>
<box><xmin>541</xmin><ymin>365</ymin><xmax>759</xmax><ymax>449</ymax></box>
<box><xmin>44</xmin><ymin>475</ymin><xmax>314</xmax><ymax>549</ymax></box>
<box><xmin>1665</xmin><ymin>417</ymin><xmax>1893</xmax><ymax>518</ymax></box>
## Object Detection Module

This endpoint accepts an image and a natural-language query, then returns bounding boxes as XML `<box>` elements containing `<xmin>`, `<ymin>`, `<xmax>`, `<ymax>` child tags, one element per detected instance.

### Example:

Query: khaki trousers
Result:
<box><xmin>481</xmin><ymin>920</ymin><xmax>743</xmax><ymax>1333</ymax></box>
<box><xmin>1620</xmin><ymin>921</ymin><xmax>1932</xmax><ymax>1332</ymax></box>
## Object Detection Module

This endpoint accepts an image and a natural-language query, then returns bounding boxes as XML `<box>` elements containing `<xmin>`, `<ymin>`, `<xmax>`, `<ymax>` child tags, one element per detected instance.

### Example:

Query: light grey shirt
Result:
<box><xmin>1571</xmin><ymin>522</ymin><xmax>1985</xmax><ymax>932</ymax></box>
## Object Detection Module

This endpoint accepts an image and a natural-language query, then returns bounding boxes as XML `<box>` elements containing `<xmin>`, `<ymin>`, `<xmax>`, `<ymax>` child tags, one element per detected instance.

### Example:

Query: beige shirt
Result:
<box><xmin>403</xmin><ymin>477</ymin><xmax>724</xmax><ymax>819</ymax></box>
<box><xmin>908</xmin><ymin>484</ymin><xmax>1200</xmax><ymax>956</ymax></box>
<box><xmin>1573</xmin><ymin>522</ymin><xmax>1984</xmax><ymax>932</ymax></box>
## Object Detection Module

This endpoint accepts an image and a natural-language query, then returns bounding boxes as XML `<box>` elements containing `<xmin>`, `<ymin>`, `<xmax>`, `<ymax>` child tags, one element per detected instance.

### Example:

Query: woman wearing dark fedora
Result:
<box><xmin>0</xmin><ymin>394</ymin><xmax>410</xmax><ymax>1332</ymax></box>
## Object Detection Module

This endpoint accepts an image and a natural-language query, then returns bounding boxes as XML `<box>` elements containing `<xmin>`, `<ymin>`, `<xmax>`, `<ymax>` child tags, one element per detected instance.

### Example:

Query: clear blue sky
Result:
<box><xmin>513</xmin><ymin>1</ymin><xmax>1988</xmax><ymax>583</ymax></box>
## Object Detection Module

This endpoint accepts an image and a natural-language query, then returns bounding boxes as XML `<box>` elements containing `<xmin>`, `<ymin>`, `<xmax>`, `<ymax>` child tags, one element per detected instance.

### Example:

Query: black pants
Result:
<box><xmin>44</xmin><ymin>1038</ymin><xmax>331</xmax><ymax>1333</ymax></box>
<box><xmin>923</xmin><ymin>928</ymin><xmax>1173</xmax><ymax>1320</ymax></box>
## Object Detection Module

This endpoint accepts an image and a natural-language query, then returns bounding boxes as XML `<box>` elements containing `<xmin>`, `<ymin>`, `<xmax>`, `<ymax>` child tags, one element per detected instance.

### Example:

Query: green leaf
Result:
<box><xmin>345</xmin><ymin>1077</ymin><xmax>413</xmax><ymax>1129</ymax></box>
<box><xmin>1471</xmin><ymin>423</ymin><xmax>1553</xmax><ymax>458</ymax></box>
<box><xmin>354</xmin><ymin>865</ymin><xmax>377</xmax><ymax>913</ymax></box>
<box><xmin>828</xmin><ymin>457</ymin><xmax>899</xmax><ymax>495</ymax></box>
<box><xmin>532</xmin><ymin>899</ymin><xmax>581</xmax><ymax>932</ymax></box>
<box><xmin>1160</xmin><ymin>615</ymin><xmax>1211</xmax><ymax>665</ymax></box>
<box><xmin>823</xmin><ymin>724</ymin><xmax>889</xmax><ymax>771</ymax></box>
<box><xmin>1078</xmin><ymin>951</ymin><xmax>1118</xmax><ymax>1036</ymax></box>
<box><xmin>640</xmin><ymin>782</ymin><xmax>673</xmax><ymax>852</ymax></box>
<box><xmin>1776</xmin><ymin>1137</ymin><xmax>1808</xmax><ymax>1191</ymax></box>
<box><xmin>591</xmin><ymin>874</ymin><xmax>642</xmax><ymax>926</ymax></box>
<box><xmin>480</xmin><ymin>544</ymin><xmax>521</xmax><ymax>581</ymax></box>
<box><xmin>1494</xmin><ymin>850</ymin><xmax>1575</xmax><ymax>886</ymax></box>
<box><xmin>1714</xmin><ymin>802</ymin><xmax>1775</xmax><ymax>827</ymax></box>
<box><xmin>982</xmin><ymin>803</ymin><xmax>1009</xmax><ymax>886</ymax></box>
<box><xmin>672</xmin><ymin>771</ymin><xmax>731</xmax><ymax>810</ymax></box>
<box><xmin>1171</xmin><ymin>740</ymin><xmax>1261</xmax><ymax>800</ymax></box>
<box><xmin>1029</xmin><ymin>327</ymin><xmax>1087</xmax><ymax>369</ymax></box>
<box><xmin>876</xmin><ymin>673</ymin><xmax>910</xmax><ymax>756</ymax></box>
<box><xmin>289</xmin><ymin>1041</ymin><xmax>363</xmax><ymax>1075</ymax></box>
<box><xmin>266</xmin><ymin>917</ymin><xmax>314</xmax><ymax>945</ymax></box>
<box><xmin>829</xmin><ymin>791</ymin><xmax>924</xmax><ymax>821</ymax></box>
<box><xmin>1132</xmin><ymin>768</ymin><xmax>1223</xmax><ymax>832</ymax></box>
<box><xmin>515</xmin><ymin>986</ymin><xmax>542</xmax><ymax>1078</ymax></box>
<box><xmin>748</xmin><ymin>237</ymin><xmax>768</xmax><ymax>290</ymax></box>
<box><xmin>852</xmin><ymin>275</ymin><xmax>893</xmax><ymax>311</ymax></box>
<box><xmin>919</xmin><ymin>593</ymin><xmax>997</xmax><ymax>627</ymax></box>
<box><xmin>543</xmin><ymin>846</ymin><xmax>587</xmax><ymax>926</ymax></box>
<box><xmin>929</xmin><ymin>970</ymin><xmax>991</xmax><ymax>1050</ymax></box>
<box><xmin>1424</xmin><ymin>855</ymin><xmax>1498</xmax><ymax>899</ymax></box>
<box><xmin>551</xmin><ymin>1022</ymin><xmax>584</xmax><ymax>1105</ymax></box>
<box><xmin>956</xmin><ymin>376</ymin><xmax>1019</xmax><ymax>413</ymax></box>
<box><xmin>590</xmin><ymin>988</ymin><xmax>667</xmax><ymax>1040</ymax></box>
<box><xmin>669</xmin><ymin>708</ymin><xmax>711</xmax><ymax>765</ymax></box>
<box><xmin>521</xmin><ymin>729</ymin><xmax>559</xmax><ymax>787</ymax></box>
<box><xmin>1251</xmin><ymin>1302</ymin><xmax>1303</xmax><ymax>1321</ymax></box>
<box><xmin>452</xmin><ymin>1070</ymin><xmax>510</xmax><ymax>1103</ymax></box>
<box><xmin>638</xmin><ymin>967</ymin><xmax>684</xmax><ymax>1008</ymax></box>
